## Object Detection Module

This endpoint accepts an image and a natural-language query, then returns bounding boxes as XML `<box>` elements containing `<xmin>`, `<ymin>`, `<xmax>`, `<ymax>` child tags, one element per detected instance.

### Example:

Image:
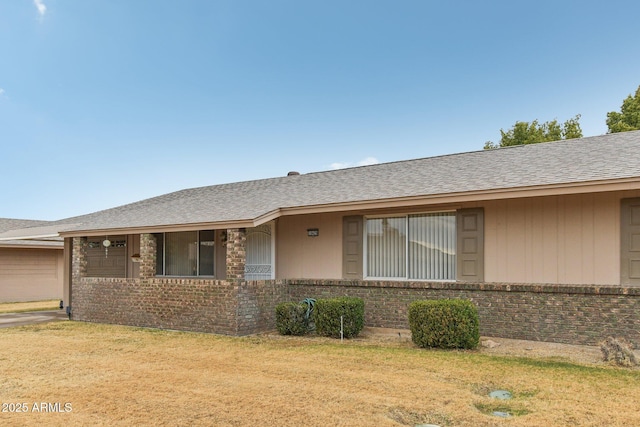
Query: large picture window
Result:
<box><xmin>365</xmin><ymin>212</ymin><xmax>456</xmax><ymax>280</ymax></box>
<box><xmin>154</xmin><ymin>230</ymin><xmax>215</xmax><ymax>277</ymax></box>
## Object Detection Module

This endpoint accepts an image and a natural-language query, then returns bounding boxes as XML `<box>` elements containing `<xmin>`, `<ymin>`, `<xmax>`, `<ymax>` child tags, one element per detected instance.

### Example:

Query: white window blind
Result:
<box><xmin>366</xmin><ymin>217</ymin><xmax>406</xmax><ymax>278</ymax></box>
<box><xmin>366</xmin><ymin>212</ymin><xmax>456</xmax><ymax>280</ymax></box>
<box><xmin>408</xmin><ymin>213</ymin><xmax>456</xmax><ymax>280</ymax></box>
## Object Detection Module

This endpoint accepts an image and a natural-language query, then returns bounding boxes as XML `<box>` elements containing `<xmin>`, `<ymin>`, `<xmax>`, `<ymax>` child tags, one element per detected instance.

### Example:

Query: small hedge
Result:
<box><xmin>275</xmin><ymin>302</ymin><xmax>309</xmax><ymax>336</ymax></box>
<box><xmin>314</xmin><ymin>297</ymin><xmax>364</xmax><ymax>339</ymax></box>
<box><xmin>408</xmin><ymin>299</ymin><xmax>480</xmax><ymax>349</ymax></box>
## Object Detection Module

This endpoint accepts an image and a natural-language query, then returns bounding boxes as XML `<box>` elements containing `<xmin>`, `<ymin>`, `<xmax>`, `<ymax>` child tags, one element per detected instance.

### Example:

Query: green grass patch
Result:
<box><xmin>474</xmin><ymin>402</ymin><xmax>531</xmax><ymax>417</ymax></box>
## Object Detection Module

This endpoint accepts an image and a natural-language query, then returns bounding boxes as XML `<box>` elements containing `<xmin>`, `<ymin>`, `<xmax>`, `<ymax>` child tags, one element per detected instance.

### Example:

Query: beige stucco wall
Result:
<box><xmin>0</xmin><ymin>247</ymin><xmax>64</xmax><ymax>302</ymax></box>
<box><xmin>276</xmin><ymin>213</ymin><xmax>344</xmax><ymax>279</ymax></box>
<box><xmin>484</xmin><ymin>190</ymin><xmax>640</xmax><ymax>285</ymax></box>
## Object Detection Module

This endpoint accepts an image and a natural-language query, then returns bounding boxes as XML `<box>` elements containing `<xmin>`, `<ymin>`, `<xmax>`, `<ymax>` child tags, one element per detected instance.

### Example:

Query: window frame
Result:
<box><xmin>154</xmin><ymin>230</ymin><xmax>216</xmax><ymax>277</ymax></box>
<box><xmin>363</xmin><ymin>210</ymin><xmax>457</xmax><ymax>282</ymax></box>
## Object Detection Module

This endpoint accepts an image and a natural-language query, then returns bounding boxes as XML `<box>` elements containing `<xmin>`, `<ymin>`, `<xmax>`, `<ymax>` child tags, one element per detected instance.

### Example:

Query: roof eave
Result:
<box><xmin>0</xmin><ymin>233</ymin><xmax>62</xmax><ymax>241</ymax></box>
<box><xmin>0</xmin><ymin>242</ymin><xmax>64</xmax><ymax>249</ymax></box>
<box><xmin>59</xmin><ymin>219</ymin><xmax>259</xmax><ymax>238</ymax></box>
<box><xmin>32</xmin><ymin>176</ymin><xmax>640</xmax><ymax>238</ymax></box>
<box><xmin>277</xmin><ymin>177</ymin><xmax>640</xmax><ymax>216</ymax></box>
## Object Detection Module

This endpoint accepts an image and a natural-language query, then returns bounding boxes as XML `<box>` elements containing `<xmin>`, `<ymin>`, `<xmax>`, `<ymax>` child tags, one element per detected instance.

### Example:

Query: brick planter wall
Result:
<box><xmin>237</xmin><ymin>280</ymin><xmax>290</xmax><ymax>335</ymax></box>
<box><xmin>72</xmin><ymin>277</ymin><xmax>640</xmax><ymax>345</ymax></box>
<box><xmin>287</xmin><ymin>280</ymin><xmax>640</xmax><ymax>346</ymax></box>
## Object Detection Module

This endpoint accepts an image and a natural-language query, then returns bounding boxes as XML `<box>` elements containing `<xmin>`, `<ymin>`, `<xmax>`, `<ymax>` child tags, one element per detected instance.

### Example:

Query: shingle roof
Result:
<box><xmin>0</xmin><ymin>218</ymin><xmax>64</xmax><ymax>247</ymax></box>
<box><xmin>2</xmin><ymin>130</ymin><xmax>640</xmax><ymax>237</ymax></box>
<box><xmin>0</xmin><ymin>218</ymin><xmax>52</xmax><ymax>233</ymax></box>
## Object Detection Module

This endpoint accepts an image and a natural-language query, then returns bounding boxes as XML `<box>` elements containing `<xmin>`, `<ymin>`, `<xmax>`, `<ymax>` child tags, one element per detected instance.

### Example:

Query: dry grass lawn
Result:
<box><xmin>0</xmin><ymin>321</ymin><xmax>639</xmax><ymax>427</ymax></box>
<box><xmin>0</xmin><ymin>300</ymin><xmax>59</xmax><ymax>314</ymax></box>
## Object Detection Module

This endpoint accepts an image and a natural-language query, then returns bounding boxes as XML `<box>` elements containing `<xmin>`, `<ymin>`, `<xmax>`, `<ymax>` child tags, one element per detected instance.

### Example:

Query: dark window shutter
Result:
<box><xmin>456</xmin><ymin>208</ymin><xmax>484</xmax><ymax>282</ymax></box>
<box><xmin>621</xmin><ymin>198</ymin><xmax>640</xmax><ymax>285</ymax></box>
<box><xmin>343</xmin><ymin>216</ymin><xmax>363</xmax><ymax>279</ymax></box>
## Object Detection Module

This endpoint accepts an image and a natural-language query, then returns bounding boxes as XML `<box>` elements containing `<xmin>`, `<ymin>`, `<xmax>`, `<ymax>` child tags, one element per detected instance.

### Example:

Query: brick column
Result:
<box><xmin>139</xmin><ymin>233</ymin><xmax>157</xmax><ymax>279</ymax></box>
<box><xmin>72</xmin><ymin>237</ymin><xmax>87</xmax><ymax>280</ymax></box>
<box><xmin>226</xmin><ymin>228</ymin><xmax>246</xmax><ymax>279</ymax></box>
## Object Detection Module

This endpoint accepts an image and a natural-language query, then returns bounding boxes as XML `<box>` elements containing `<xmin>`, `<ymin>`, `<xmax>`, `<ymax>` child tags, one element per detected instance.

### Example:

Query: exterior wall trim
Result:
<box><xmin>286</xmin><ymin>279</ymin><xmax>640</xmax><ymax>295</ymax></box>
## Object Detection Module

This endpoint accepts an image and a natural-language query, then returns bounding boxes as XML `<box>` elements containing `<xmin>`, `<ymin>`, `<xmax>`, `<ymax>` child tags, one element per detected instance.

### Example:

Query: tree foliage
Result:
<box><xmin>484</xmin><ymin>115</ymin><xmax>583</xmax><ymax>149</ymax></box>
<box><xmin>606</xmin><ymin>85</ymin><xmax>640</xmax><ymax>133</ymax></box>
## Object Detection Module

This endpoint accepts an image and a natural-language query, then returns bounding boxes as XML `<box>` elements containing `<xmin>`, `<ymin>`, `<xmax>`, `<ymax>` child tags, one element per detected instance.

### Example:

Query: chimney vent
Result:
<box><xmin>287</xmin><ymin>171</ymin><xmax>300</xmax><ymax>176</ymax></box>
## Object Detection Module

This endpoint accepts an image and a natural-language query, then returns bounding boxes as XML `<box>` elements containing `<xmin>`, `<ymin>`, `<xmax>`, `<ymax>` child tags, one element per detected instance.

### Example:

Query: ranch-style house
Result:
<box><xmin>1</xmin><ymin>130</ymin><xmax>639</xmax><ymax>345</ymax></box>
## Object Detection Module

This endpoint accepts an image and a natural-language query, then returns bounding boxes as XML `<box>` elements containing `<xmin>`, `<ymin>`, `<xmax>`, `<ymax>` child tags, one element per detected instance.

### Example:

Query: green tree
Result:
<box><xmin>484</xmin><ymin>115</ymin><xmax>583</xmax><ymax>149</ymax></box>
<box><xmin>606</xmin><ymin>85</ymin><xmax>640</xmax><ymax>133</ymax></box>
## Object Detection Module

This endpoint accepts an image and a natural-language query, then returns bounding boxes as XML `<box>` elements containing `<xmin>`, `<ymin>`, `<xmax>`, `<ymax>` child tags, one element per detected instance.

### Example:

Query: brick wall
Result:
<box><xmin>226</xmin><ymin>229</ymin><xmax>246</xmax><ymax>279</ymax></box>
<box><xmin>236</xmin><ymin>280</ymin><xmax>290</xmax><ymax>335</ymax></box>
<box><xmin>73</xmin><ymin>278</ymin><xmax>241</xmax><ymax>335</ymax></box>
<box><xmin>288</xmin><ymin>280</ymin><xmax>640</xmax><ymax>346</ymax></box>
<box><xmin>71</xmin><ymin>277</ymin><xmax>640</xmax><ymax>345</ymax></box>
<box><xmin>139</xmin><ymin>234</ymin><xmax>156</xmax><ymax>279</ymax></box>
<box><xmin>70</xmin><ymin>232</ymin><xmax>640</xmax><ymax>345</ymax></box>
<box><xmin>72</xmin><ymin>237</ymin><xmax>87</xmax><ymax>279</ymax></box>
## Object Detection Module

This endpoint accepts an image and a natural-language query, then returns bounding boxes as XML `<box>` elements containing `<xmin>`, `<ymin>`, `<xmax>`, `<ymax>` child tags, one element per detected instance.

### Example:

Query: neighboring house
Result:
<box><xmin>0</xmin><ymin>219</ymin><xmax>64</xmax><ymax>302</ymax></box>
<box><xmin>1</xmin><ymin>131</ymin><xmax>639</xmax><ymax>345</ymax></box>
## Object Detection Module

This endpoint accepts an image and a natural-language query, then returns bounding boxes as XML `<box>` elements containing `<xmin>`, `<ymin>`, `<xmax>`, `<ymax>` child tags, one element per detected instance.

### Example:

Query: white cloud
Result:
<box><xmin>330</xmin><ymin>157</ymin><xmax>380</xmax><ymax>170</ymax></box>
<box><xmin>0</xmin><ymin>88</ymin><xmax>4</xmax><ymax>96</ymax></box>
<box><xmin>329</xmin><ymin>161</ymin><xmax>350</xmax><ymax>169</ymax></box>
<box><xmin>356</xmin><ymin>156</ymin><xmax>380</xmax><ymax>166</ymax></box>
<box><xmin>33</xmin><ymin>0</ymin><xmax>46</xmax><ymax>17</ymax></box>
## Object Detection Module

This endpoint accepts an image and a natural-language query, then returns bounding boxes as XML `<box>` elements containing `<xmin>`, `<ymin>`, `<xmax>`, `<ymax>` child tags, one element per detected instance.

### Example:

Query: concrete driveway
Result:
<box><xmin>0</xmin><ymin>310</ymin><xmax>68</xmax><ymax>328</ymax></box>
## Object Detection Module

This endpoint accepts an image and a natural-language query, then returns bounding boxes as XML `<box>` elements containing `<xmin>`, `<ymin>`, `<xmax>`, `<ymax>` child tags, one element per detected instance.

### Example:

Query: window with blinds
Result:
<box><xmin>154</xmin><ymin>230</ymin><xmax>215</xmax><ymax>277</ymax></box>
<box><xmin>365</xmin><ymin>212</ymin><xmax>456</xmax><ymax>280</ymax></box>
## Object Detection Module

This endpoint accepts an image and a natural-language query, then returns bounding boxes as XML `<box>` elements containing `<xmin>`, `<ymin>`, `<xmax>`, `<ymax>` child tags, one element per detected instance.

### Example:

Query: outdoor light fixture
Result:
<box><xmin>103</xmin><ymin>237</ymin><xmax>111</xmax><ymax>258</ymax></box>
<box><xmin>307</xmin><ymin>228</ymin><xmax>319</xmax><ymax>237</ymax></box>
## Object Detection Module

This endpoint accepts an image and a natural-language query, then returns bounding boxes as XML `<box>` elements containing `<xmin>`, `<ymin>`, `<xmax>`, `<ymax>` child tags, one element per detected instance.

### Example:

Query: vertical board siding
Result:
<box><xmin>0</xmin><ymin>248</ymin><xmax>64</xmax><ymax>302</ymax></box>
<box><xmin>485</xmin><ymin>192</ymin><xmax>636</xmax><ymax>285</ymax></box>
<box><xmin>541</xmin><ymin>197</ymin><xmax>559</xmax><ymax>283</ymax></box>
<box><xmin>594</xmin><ymin>192</ymin><xmax>618</xmax><ymax>284</ymax></box>
<box><xmin>0</xmin><ymin>250</ymin><xmax>58</xmax><ymax>275</ymax></box>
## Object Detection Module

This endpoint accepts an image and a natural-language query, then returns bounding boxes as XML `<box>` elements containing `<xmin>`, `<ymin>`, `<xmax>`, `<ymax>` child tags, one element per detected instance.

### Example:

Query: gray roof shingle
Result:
<box><xmin>2</xmin><ymin>130</ymin><xmax>640</xmax><ymax>237</ymax></box>
<box><xmin>0</xmin><ymin>218</ymin><xmax>64</xmax><ymax>246</ymax></box>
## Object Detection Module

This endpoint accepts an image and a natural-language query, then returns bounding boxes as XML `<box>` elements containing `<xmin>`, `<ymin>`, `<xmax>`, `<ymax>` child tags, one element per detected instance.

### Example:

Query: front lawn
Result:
<box><xmin>0</xmin><ymin>322</ymin><xmax>638</xmax><ymax>426</ymax></box>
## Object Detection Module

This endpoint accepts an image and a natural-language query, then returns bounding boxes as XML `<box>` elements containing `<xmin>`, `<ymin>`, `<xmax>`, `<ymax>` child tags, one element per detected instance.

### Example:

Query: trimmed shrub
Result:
<box><xmin>275</xmin><ymin>302</ymin><xmax>309</xmax><ymax>336</ymax></box>
<box><xmin>314</xmin><ymin>297</ymin><xmax>364</xmax><ymax>339</ymax></box>
<box><xmin>408</xmin><ymin>299</ymin><xmax>480</xmax><ymax>349</ymax></box>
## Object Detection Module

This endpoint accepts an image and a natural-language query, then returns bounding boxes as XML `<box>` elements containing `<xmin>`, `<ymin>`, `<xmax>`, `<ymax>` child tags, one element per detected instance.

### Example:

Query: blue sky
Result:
<box><xmin>1</xmin><ymin>0</ymin><xmax>639</xmax><ymax>220</ymax></box>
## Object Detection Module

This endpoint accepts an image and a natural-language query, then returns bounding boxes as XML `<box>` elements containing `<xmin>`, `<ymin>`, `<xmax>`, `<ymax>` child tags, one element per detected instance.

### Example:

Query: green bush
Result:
<box><xmin>314</xmin><ymin>297</ymin><xmax>364</xmax><ymax>339</ymax></box>
<box><xmin>275</xmin><ymin>302</ymin><xmax>309</xmax><ymax>336</ymax></box>
<box><xmin>408</xmin><ymin>299</ymin><xmax>480</xmax><ymax>349</ymax></box>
